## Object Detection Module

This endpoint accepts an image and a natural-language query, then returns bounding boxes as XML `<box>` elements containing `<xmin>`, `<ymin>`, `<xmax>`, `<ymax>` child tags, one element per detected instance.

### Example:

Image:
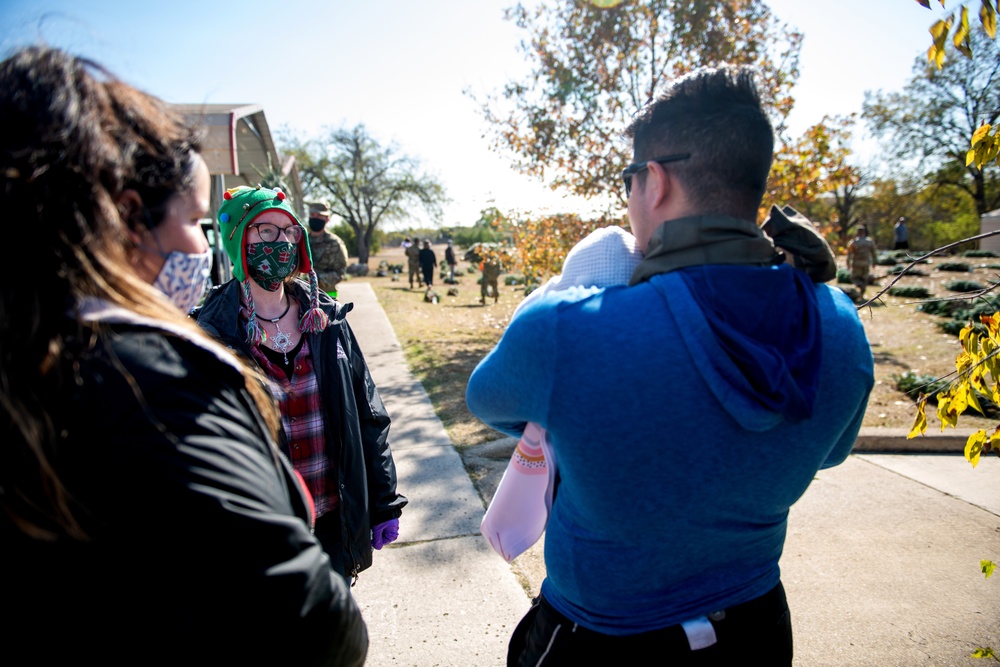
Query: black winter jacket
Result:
<box><xmin>196</xmin><ymin>279</ymin><xmax>407</xmax><ymax>578</ymax></box>
<box><xmin>4</xmin><ymin>304</ymin><xmax>367</xmax><ymax>666</ymax></box>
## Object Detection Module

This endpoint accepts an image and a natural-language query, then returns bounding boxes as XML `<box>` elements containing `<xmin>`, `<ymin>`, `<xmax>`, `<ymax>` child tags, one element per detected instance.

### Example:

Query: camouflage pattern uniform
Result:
<box><xmin>405</xmin><ymin>242</ymin><xmax>422</xmax><ymax>288</ymax></box>
<box><xmin>480</xmin><ymin>261</ymin><xmax>501</xmax><ymax>304</ymax></box>
<box><xmin>846</xmin><ymin>233</ymin><xmax>877</xmax><ymax>298</ymax></box>
<box><xmin>309</xmin><ymin>230</ymin><xmax>349</xmax><ymax>294</ymax></box>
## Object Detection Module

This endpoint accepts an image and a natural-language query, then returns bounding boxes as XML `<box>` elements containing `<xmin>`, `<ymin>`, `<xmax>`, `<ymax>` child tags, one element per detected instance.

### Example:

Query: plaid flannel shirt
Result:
<box><xmin>252</xmin><ymin>338</ymin><xmax>339</xmax><ymax>517</ymax></box>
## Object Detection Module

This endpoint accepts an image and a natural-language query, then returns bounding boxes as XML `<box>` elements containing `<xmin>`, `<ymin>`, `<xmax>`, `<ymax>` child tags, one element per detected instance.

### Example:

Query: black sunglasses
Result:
<box><xmin>621</xmin><ymin>153</ymin><xmax>692</xmax><ymax>197</ymax></box>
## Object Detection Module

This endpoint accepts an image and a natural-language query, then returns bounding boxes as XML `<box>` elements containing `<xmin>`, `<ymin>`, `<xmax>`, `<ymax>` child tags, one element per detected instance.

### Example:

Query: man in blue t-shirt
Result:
<box><xmin>466</xmin><ymin>65</ymin><xmax>874</xmax><ymax>665</ymax></box>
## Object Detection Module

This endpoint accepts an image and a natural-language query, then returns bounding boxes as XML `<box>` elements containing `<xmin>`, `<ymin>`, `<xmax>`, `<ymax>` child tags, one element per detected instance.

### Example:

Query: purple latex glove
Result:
<box><xmin>371</xmin><ymin>518</ymin><xmax>399</xmax><ymax>550</ymax></box>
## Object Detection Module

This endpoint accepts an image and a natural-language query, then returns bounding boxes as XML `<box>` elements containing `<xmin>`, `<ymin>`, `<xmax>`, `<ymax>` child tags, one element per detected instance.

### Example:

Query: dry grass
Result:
<box><xmin>856</xmin><ymin>256</ymin><xmax>999</xmax><ymax>433</ymax></box>
<box><xmin>351</xmin><ymin>244</ymin><xmax>524</xmax><ymax>448</ymax></box>
<box><xmin>350</xmin><ymin>243</ymin><xmax>1000</xmax><ymax>444</ymax></box>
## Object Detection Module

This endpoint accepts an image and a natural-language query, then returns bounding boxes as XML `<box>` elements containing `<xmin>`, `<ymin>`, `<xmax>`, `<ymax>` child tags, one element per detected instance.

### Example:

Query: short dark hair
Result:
<box><xmin>625</xmin><ymin>65</ymin><xmax>773</xmax><ymax>220</ymax></box>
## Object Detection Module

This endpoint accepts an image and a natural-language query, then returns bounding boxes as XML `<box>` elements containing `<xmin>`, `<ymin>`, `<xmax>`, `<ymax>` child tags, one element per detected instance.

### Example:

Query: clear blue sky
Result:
<box><xmin>0</xmin><ymin>0</ymin><xmax>949</xmax><ymax>227</ymax></box>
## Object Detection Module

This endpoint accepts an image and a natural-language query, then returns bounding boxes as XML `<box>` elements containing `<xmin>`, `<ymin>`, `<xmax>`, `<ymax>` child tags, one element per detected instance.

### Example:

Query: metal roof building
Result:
<box><xmin>171</xmin><ymin>104</ymin><xmax>303</xmax><ymax>283</ymax></box>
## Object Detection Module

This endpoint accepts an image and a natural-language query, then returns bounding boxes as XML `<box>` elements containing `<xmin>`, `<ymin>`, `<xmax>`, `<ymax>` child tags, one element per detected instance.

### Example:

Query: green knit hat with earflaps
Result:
<box><xmin>216</xmin><ymin>184</ymin><xmax>328</xmax><ymax>343</ymax></box>
<box><xmin>217</xmin><ymin>184</ymin><xmax>314</xmax><ymax>281</ymax></box>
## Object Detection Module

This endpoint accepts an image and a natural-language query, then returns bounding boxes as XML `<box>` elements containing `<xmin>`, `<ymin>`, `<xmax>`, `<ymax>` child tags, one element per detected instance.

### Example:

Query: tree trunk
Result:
<box><xmin>973</xmin><ymin>169</ymin><xmax>986</xmax><ymax>217</ymax></box>
<box><xmin>347</xmin><ymin>221</ymin><xmax>370</xmax><ymax>265</ymax></box>
<box><xmin>356</xmin><ymin>227</ymin><xmax>375</xmax><ymax>266</ymax></box>
<box><xmin>356</xmin><ymin>237</ymin><xmax>370</xmax><ymax>265</ymax></box>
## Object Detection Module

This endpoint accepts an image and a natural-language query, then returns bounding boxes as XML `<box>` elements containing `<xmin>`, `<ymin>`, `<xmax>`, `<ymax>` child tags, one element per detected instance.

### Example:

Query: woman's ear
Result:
<box><xmin>116</xmin><ymin>189</ymin><xmax>148</xmax><ymax>245</ymax></box>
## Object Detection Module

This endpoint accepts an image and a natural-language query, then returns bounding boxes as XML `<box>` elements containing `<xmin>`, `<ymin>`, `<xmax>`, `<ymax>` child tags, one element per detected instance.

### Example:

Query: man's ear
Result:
<box><xmin>646</xmin><ymin>161</ymin><xmax>690</xmax><ymax>218</ymax></box>
<box><xmin>644</xmin><ymin>161</ymin><xmax>670</xmax><ymax>209</ymax></box>
<box><xmin>116</xmin><ymin>189</ymin><xmax>148</xmax><ymax>245</ymax></box>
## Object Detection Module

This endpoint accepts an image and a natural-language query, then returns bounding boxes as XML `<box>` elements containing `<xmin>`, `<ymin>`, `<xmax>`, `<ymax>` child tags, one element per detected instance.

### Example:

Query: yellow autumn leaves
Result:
<box><xmin>908</xmin><ymin>312</ymin><xmax>1000</xmax><ymax>466</ymax></box>
<box><xmin>968</xmin><ymin>122</ymin><xmax>1000</xmax><ymax>169</ymax></box>
<box><xmin>921</xmin><ymin>2</ymin><xmax>999</xmax><ymax>170</ymax></box>
<box><xmin>925</xmin><ymin>0</ymin><xmax>997</xmax><ymax>69</ymax></box>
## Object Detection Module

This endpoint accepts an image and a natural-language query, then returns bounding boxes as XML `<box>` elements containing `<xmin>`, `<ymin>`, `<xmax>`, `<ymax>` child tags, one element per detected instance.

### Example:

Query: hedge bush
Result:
<box><xmin>936</xmin><ymin>262</ymin><xmax>972</xmax><ymax>272</ymax></box>
<box><xmin>893</xmin><ymin>369</ymin><xmax>999</xmax><ymax>416</ymax></box>
<box><xmin>889</xmin><ymin>286</ymin><xmax>932</xmax><ymax>298</ymax></box>
<box><xmin>943</xmin><ymin>280</ymin><xmax>985</xmax><ymax>293</ymax></box>
<box><xmin>963</xmin><ymin>249</ymin><xmax>998</xmax><ymax>258</ymax></box>
<box><xmin>919</xmin><ymin>293</ymin><xmax>1000</xmax><ymax>333</ymax></box>
<box><xmin>888</xmin><ymin>265</ymin><xmax>928</xmax><ymax>276</ymax></box>
<box><xmin>917</xmin><ymin>299</ymin><xmax>967</xmax><ymax>317</ymax></box>
<box><xmin>893</xmin><ymin>371</ymin><xmax>948</xmax><ymax>400</ymax></box>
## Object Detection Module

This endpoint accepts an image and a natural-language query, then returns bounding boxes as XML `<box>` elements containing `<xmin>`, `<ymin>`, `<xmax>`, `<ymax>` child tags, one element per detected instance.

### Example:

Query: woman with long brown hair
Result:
<box><xmin>0</xmin><ymin>45</ymin><xmax>367</xmax><ymax>666</ymax></box>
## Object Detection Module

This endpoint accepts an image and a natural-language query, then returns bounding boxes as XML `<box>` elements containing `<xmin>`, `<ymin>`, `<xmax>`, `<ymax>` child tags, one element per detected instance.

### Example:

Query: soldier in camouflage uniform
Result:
<box><xmin>307</xmin><ymin>202</ymin><xmax>349</xmax><ymax>296</ymax></box>
<box><xmin>480</xmin><ymin>260</ymin><xmax>501</xmax><ymax>304</ymax></box>
<box><xmin>846</xmin><ymin>225</ymin><xmax>878</xmax><ymax>300</ymax></box>
<box><xmin>463</xmin><ymin>244</ymin><xmax>504</xmax><ymax>305</ymax></box>
<box><xmin>405</xmin><ymin>236</ymin><xmax>423</xmax><ymax>289</ymax></box>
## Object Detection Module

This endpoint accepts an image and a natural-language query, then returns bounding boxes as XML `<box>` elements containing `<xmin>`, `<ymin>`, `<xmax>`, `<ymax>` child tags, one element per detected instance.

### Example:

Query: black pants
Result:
<box><xmin>508</xmin><ymin>582</ymin><xmax>792</xmax><ymax>666</ymax></box>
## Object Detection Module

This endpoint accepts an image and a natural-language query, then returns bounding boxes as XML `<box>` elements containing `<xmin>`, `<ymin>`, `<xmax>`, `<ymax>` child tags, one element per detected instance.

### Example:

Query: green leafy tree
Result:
<box><xmin>922</xmin><ymin>162</ymin><xmax>991</xmax><ymax>242</ymax></box>
<box><xmin>285</xmin><ymin>124</ymin><xmax>448</xmax><ymax>265</ymax></box>
<box><xmin>451</xmin><ymin>207</ymin><xmax>508</xmax><ymax>248</ymax></box>
<box><xmin>331</xmin><ymin>223</ymin><xmax>382</xmax><ymax>259</ymax></box>
<box><xmin>471</xmin><ymin>0</ymin><xmax>803</xmax><ymax>210</ymax></box>
<box><xmin>863</xmin><ymin>27</ymin><xmax>1000</xmax><ymax>217</ymax></box>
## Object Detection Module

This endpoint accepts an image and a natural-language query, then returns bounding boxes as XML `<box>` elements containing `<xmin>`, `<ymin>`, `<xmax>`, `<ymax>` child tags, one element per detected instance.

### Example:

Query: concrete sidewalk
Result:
<box><xmin>338</xmin><ymin>281</ymin><xmax>1000</xmax><ymax>667</ymax></box>
<box><xmin>340</xmin><ymin>283</ymin><xmax>526</xmax><ymax>666</ymax></box>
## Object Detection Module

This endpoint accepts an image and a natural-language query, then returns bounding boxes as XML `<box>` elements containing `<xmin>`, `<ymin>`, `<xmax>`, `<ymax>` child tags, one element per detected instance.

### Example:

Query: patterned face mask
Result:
<box><xmin>152</xmin><ymin>248</ymin><xmax>213</xmax><ymax>314</ymax></box>
<box><xmin>246</xmin><ymin>240</ymin><xmax>299</xmax><ymax>291</ymax></box>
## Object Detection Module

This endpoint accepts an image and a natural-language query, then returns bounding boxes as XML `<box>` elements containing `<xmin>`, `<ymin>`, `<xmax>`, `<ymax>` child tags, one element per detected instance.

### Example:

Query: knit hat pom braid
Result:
<box><xmin>299</xmin><ymin>270</ymin><xmax>329</xmax><ymax>333</ymax></box>
<box><xmin>242</xmin><ymin>279</ymin><xmax>267</xmax><ymax>346</ymax></box>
